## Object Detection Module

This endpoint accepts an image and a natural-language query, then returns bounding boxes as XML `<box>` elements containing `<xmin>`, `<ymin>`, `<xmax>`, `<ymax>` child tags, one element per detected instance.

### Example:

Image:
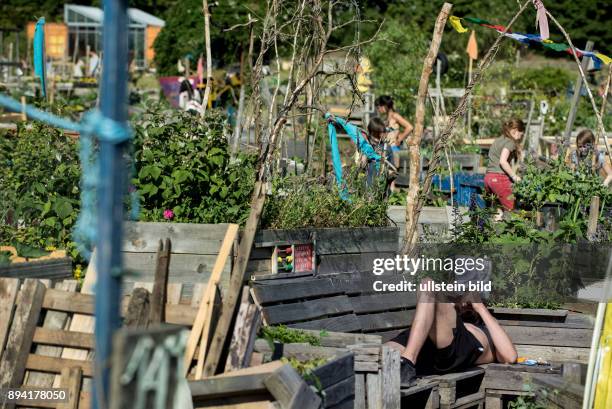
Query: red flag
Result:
<box><xmin>466</xmin><ymin>30</ymin><xmax>478</xmax><ymax>60</ymax></box>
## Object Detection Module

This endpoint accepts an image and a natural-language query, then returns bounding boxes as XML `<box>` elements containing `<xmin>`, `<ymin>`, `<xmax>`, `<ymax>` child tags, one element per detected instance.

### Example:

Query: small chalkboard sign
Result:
<box><xmin>110</xmin><ymin>325</ymin><xmax>190</xmax><ymax>409</ymax></box>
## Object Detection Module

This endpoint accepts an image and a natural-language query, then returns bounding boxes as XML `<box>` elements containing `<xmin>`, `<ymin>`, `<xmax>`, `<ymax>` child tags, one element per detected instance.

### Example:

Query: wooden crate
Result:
<box><xmin>0</xmin><ymin>278</ymin><xmax>203</xmax><ymax>409</ymax></box>
<box><xmin>121</xmin><ymin>222</ymin><xmax>237</xmax><ymax>300</ymax></box>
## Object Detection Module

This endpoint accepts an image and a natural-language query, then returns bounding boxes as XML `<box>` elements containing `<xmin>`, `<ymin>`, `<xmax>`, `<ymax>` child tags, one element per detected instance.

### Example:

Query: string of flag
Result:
<box><xmin>448</xmin><ymin>15</ymin><xmax>611</xmax><ymax>67</ymax></box>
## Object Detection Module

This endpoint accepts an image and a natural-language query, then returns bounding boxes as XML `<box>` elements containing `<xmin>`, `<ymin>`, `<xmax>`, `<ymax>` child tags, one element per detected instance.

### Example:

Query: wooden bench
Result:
<box><xmin>250</xmin><ymin>271</ymin><xmax>595</xmax><ymax>408</ymax></box>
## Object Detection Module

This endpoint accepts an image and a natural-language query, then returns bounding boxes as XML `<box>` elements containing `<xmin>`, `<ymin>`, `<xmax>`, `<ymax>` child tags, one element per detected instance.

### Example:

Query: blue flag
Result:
<box><xmin>33</xmin><ymin>18</ymin><xmax>46</xmax><ymax>97</ymax></box>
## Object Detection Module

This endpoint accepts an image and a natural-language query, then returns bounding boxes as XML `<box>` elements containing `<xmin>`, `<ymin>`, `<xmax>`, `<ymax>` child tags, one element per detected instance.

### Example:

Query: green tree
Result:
<box><xmin>365</xmin><ymin>19</ymin><xmax>429</xmax><ymax>117</ymax></box>
<box><xmin>153</xmin><ymin>0</ymin><xmax>260</xmax><ymax>75</ymax></box>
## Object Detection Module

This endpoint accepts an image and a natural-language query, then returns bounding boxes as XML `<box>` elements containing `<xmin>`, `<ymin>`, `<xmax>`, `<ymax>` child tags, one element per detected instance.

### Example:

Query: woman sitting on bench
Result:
<box><xmin>386</xmin><ymin>278</ymin><xmax>517</xmax><ymax>387</ymax></box>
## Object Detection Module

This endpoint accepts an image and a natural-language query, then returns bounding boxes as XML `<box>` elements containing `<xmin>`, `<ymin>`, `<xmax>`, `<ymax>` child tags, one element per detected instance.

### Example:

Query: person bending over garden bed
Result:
<box><xmin>386</xmin><ymin>278</ymin><xmax>517</xmax><ymax>387</ymax></box>
<box><xmin>570</xmin><ymin>129</ymin><xmax>612</xmax><ymax>187</ymax></box>
<box><xmin>484</xmin><ymin>118</ymin><xmax>525</xmax><ymax>219</ymax></box>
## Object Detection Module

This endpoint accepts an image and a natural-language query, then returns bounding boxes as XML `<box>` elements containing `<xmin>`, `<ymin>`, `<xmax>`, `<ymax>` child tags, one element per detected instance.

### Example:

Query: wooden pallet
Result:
<box><xmin>401</xmin><ymin>379</ymin><xmax>440</xmax><ymax>409</ymax></box>
<box><xmin>0</xmin><ymin>278</ymin><xmax>206</xmax><ymax>409</ymax></box>
<box><xmin>189</xmin><ymin>361</ymin><xmax>321</xmax><ymax>409</ymax></box>
<box><xmin>251</xmin><ymin>270</ymin><xmax>417</xmax><ymax>339</ymax></box>
<box><xmin>436</xmin><ymin>368</ymin><xmax>485</xmax><ymax>409</ymax></box>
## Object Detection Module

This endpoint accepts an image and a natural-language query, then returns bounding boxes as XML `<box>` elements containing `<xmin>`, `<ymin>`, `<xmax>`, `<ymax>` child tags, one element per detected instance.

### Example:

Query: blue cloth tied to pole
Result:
<box><xmin>33</xmin><ymin>18</ymin><xmax>47</xmax><ymax>97</ymax></box>
<box><xmin>325</xmin><ymin>113</ymin><xmax>381</xmax><ymax>200</ymax></box>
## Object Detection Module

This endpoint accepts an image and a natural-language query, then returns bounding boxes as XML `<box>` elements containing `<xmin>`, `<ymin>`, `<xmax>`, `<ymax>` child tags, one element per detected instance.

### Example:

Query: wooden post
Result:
<box><xmin>149</xmin><ymin>239</ymin><xmax>171</xmax><ymax>324</ymax></box>
<box><xmin>403</xmin><ymin>2</ymin><xmax>453</xmax><ymax>251</ymax></box>
<box><xmin>467</xmin><ymin>57</ymin><xmax>473</xmax><ymax>139</ymax></box>
<box><xmin>587</xmin><ymin>195</ymin><xmax>600</xmax><ymax>240</ymax></box>
<box><xmin>563</xmin><ymin>41</ymin><xmax>593</xmax><ymax>146</ymax></box>
<box><xmin>200</xmin><ymin>0</ymin><xmax>213</xmax><ymax>115</ymax></box>
<box><xmin>202</xmin><ymin>183</ymin><xmax>265</xmax><ymax>377</ymax></box>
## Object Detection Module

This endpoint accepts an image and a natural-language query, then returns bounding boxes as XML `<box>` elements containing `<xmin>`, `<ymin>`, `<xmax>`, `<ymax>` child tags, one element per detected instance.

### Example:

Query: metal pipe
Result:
<box><xmin>93</xmin><ymin>1</ymin><xmax>129</xmax><ymax>408</ymax></box>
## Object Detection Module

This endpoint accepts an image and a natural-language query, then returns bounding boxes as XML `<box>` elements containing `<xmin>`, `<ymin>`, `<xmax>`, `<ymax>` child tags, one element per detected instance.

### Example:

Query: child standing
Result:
<box><xmin>484</xmin><ymin>118</ymin><xmax>525</xmax><ymax>215</ymax></box>
<box><xmin>375</xmin><ymin>95</ymin><xmax>414</xmax><ymax>167</ymax></box>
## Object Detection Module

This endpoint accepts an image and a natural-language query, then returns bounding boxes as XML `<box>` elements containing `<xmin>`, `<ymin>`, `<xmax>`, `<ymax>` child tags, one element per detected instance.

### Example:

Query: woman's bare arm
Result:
<box><xmin>392</xmin><ymin>112</ymin><xmax>414</xmax><ymax>145</ymax></box>
<box><xmin>499</xmin><ymin>148</ymin><xmax>520</xmax><ymax>182</ymax></box>
<box><xmin>602</xmin><ymin>160</ymin><xmax>612</xmax><ymax>186</ymax></box>
<box><xmin>473</xmin><ymin>303</ymin><xmax>517</xmax><ymax>364</ymax></box>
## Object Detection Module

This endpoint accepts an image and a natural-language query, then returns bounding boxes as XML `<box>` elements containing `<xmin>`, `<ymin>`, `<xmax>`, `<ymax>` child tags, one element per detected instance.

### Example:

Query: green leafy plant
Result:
<box><xmin>508</xmin><ymin>396</ymin><xmax>545</xmax><ymax>409</ymax></box>
<box><xmin>0</xmin><ymin>123</ymin><xmax>81</xmax><ymax>259</ymax></box>
<box><xmin>261</xmin><ymin>325</ymin><xmax>324</xmax><ymax>346</ymax></box>
<box><xmin>132</xmin><ymin>104</ymin><xmax>257</xmax><ymax>225</ymax></box>
<box><xmin>262</xmin><ymin>168</ymin><xmax>389</xmax><ymax>229</ymax></box>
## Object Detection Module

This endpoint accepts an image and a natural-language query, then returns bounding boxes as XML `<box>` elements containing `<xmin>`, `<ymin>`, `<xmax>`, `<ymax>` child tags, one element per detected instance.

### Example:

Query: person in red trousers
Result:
<box><xmin>484</xmin><ymin>118</ymin><xmax>525</xmax><ymax>219</ymax></box>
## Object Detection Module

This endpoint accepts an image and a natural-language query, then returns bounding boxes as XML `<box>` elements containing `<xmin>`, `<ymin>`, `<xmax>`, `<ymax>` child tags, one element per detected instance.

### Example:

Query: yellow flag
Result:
<box><xmin>595</xmin><ymin>52</ymin><xmax>611</xmax><ymax>65</ymax></box>
<box><xmin>449</xmin><ymin>16</ymin><xmax>468</xmax><ymax>33</ymax></box>
<box><xmin>466</xmin><ymin>30</ymin><xmax>478</xmax><ymax>60</ymax></box>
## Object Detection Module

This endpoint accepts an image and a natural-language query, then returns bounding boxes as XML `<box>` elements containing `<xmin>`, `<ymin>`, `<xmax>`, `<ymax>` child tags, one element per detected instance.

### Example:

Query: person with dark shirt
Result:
<box><xmin>386</xmin><ymin>278</ymin><xmax>517</xmax><ymax>387</ymax></box>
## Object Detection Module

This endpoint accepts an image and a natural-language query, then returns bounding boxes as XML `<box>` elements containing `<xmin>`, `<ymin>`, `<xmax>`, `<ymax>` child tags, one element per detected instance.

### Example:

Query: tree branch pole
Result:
<box><xmin>200</xmin><ymin>0</ymin><xmax>213</xmax><ymax>117</ymax></box>
<box><xmin>545</xmin><ymin>10</ymin><xmax>610</xmax><ymax>158</ymax></box>
<box><xmin>402</xmin><ymin>2</ymin><xmax>453</xmax><ymax>250</ymax></box>
<box><xmin>562</xmin><ymin>41</ymin><xmax>593</xmax><ymax>147</ymax></box>
<box><xmin>402</xmin><ymin>0</ymin><xmax>531</xmax><ymax>254</ymax></box>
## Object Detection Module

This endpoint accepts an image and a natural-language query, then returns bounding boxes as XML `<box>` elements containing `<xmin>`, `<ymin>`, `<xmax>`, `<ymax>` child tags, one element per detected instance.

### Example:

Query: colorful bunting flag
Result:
<box><xmin>467</xmin><ymin>30</ymin><xmax>478</xmax><ymax>60</ymax></box>
<box><xmin>448</xmin><ymin>15</ymin><xmax>610</xmax><ymax>66</ymax></box>
<box><xmin>532</xmin><ymin>0</ymin><xmax>550</xmax><ymax>40</ymax></box>
<box><xmin>449</xmin><ymin>16</ymin><xmax>468</xmax><ymax>33</ymax></box>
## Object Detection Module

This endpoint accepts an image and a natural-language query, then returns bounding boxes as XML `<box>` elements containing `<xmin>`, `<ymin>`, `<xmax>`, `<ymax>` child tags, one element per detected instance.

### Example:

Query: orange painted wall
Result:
<box><xmin>146</xmin><ymin>26</ymin><xmax>161</xmax><ymax>65</ymax></box>
<box><xmin>27</xmin><ymin>22</ymin><xmax>68</xmax><ymax>59</ymax></box>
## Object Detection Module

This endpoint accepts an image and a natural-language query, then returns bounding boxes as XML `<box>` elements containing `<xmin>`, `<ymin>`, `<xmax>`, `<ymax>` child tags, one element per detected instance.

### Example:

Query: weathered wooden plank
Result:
<box><xmin>253</xmin><ymin>339</ymin><xmax>346</xmax><ymax>362</ymax></box>
<box><xmin>502</xmin><ymin>325</ymin><xmax>591</xmax><ymax>347</ymax></box>
<box><xmin>366</xmin><ymin>371</ymin><xmax>382</xmax><ymax>409</ymax></box>
<box><xmin>354</xmin><ymin>374</ymin><xmax>366</xmax><ymax>409</ymax></box>
<box><xmin>202</xmin><ymin>186</ymin><xmax>265</xmax><ymax>378</ymax></box>
<box><xmin>263</xmin><ymin>295</ymin><xmax>354</xmax><ymax>325</ymax></box>
<box><xmin>32</xmin><ymin>328</ymin><xmax>95</xmax><ymax>349</ymax></box>
<box><xmin>288</xmin><ymin>314</ymin><xmax>362</xmax><ymax>333</ymax></box>
<box><xmin>0</xmin><ymin>279</ymin><xmax>46</xmax><ymax>391</ymax></box>
<box><xmin>0</xmin><ymin>278</ymin><xmax>20</xmax><ymax>362</ymax></box>
<box><xmin>225</xmin><ymin>295</ymin><xmax>261</xmax><ymax>372</ymax></box>
<box><xmin>298</xmin><ymin>330</ymin><xmax>382</xmax><ymax>348</ymax></box>
<box><xmin>123</xmin><ymin>252</ymin><xmax>231</xmax><ymax>285</ymax></box>
<box><xmin>492</xmin><ymin>308</ymin><xmax>568</xmax><ymax>318</ymax></box>
<box><xmin>330</xmin><ymin>273</ymin><xmax>415</xmax><ymax>295</ymax></box>
<box><xmin>255</xmin><ymin>227</ymin><xmax>399</xmax><ymax>255</ymax></box>
<box><xmin>252</xmin><ymin>278</ymin><xmax>340</xmax><ymax>304</ymax></box>
<box><xmin>482</xmin><ymin>366</ymin><xmax>560</xmax><ymax>392</ymax></box>
<box><xmin>0</xmin><ymin>258</ymin><xmax>72</xmax><ymax>280</ymax></box>
<box><xmin>264</xmin><ymin>364</ymin><xmax>321</xmax><ymax>409</ymax></box>
<box><xmin>380</xmin><ymin>346</ymin><xmax>400</xmax><ymax>409</ymax></box>
<box><xmin>191</xmin><ymin>224</ymin><xmax>239</xmax><ymax>379</ymax></box>
<box><xmin>25</xmin><ymin>355</ymin><xmax>93</xmax><ymax>377</ymax></box>
<box><xmin>58</xmin><ymin>366</ymin><xmax>82</xmax><ymax>409</ymax></box>
<box><xmin>123</xmin><ymin>222</ymin><xmax>233</xmax><ymax>254</ymax></box>
<box><xmin>42</xmin><ymin>289</ymin><xmax>96</xmax><ymax>315</ymax></box>
<box><xmin>310</xmin><ymin>353</ymin><xmax>354</xmax><ymax>390</ymax></box>
<box><xmin>317</xmin><ymin>253</ymin><xmax>396</xmax><ymax>275</ymax></box>
<box><xmin>515</xmin><ymin>344</ymin><xmax>590</xmax><ymax>363</ymax></box>
<box><xmin>358</xmin><ymin>310</ymin><xmax>415</xmax><ymax>332</ymax></box>
<box><xmin>350</xmin><ymin>292</ymin><xmax>417</xmax><ymax>314</ymax></box>
<box><xmin>321</xmin><ymin>376</ymin><xmax>354</xmax><ymax>408</ymax></box>
<box><xmin>190</xmin><ymin>373</ymin><xmax>269</xmax><ymax>398</ymax></box>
